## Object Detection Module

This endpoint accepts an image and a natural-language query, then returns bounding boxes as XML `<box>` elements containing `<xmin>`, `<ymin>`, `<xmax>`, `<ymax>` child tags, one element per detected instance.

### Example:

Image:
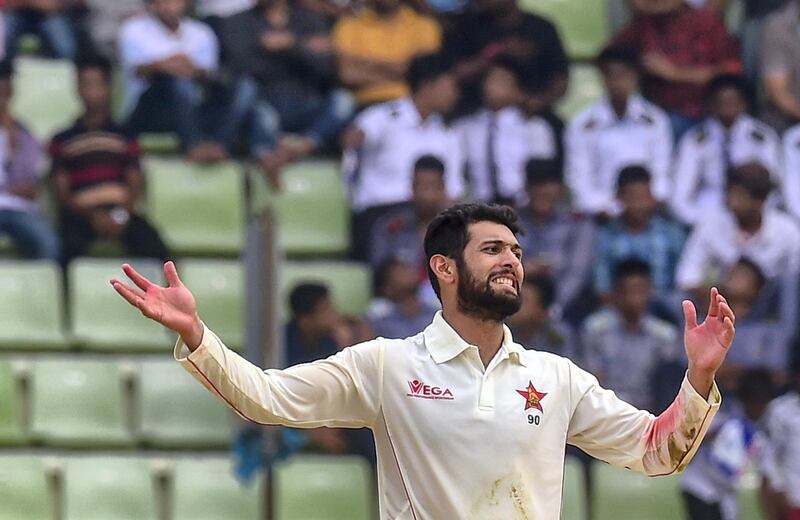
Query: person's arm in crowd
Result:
<box><xmin>337</xmin><ymin>54</ymin><xmax>408</xmax><ymax>89</ymax></box>
<box><xmin>7</xmin><ymin>125</ymin><xmax>44</xmax><ymax>200</ymax></box>
<box><xmin>764</xmin><ymin>74</ymin><xmax>800</xmax><ymax>122</ymax></box>
<box><xmin>761</xmin><ymin>15</ymin><xmax>800</xmax><ymax>121</ymax></box>
<box><xmin>111</xmin><ymin>262</ymin><xmax>384</xmax><ymax>430</ymax></box>
<box><xmin>52</xmin><ymin>168</ymin><xmax>87</xmax><ymax>215</ymax></box>
<box><xmin>568</xmin><ymin>289</ymin><xmax>730</xmax><ymax>476</ymax></box>
<box><xmin>124</xmin><ymin>166</ymin><xmax>144</xmax><ymax>212</ymax></box>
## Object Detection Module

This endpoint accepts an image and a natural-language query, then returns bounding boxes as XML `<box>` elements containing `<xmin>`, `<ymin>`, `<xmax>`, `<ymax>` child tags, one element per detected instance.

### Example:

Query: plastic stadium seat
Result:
<box><xmin>69</xmin><ymin>258</ymin><xmax>172</xmax><ymax>351</ymax></box>
<box><xmin>172</xmin><ymin>457</ymin><xmax>263</xmax><ymax>520</ymax></box>
<box><xmin>178</xmin><ymin>259</ymin><xmax>244</xmax><ymax>351</ymax></box>
<box><xmin>0</xmin><ymin>261</ymin><xmax>67</xmax><ymax>350</ymax></box>
<box><xmin>280</xmin><ymin>261</ymin><xmax>372</xmax><ymax>317</ymax></box>
<box><xmin>63</xmin><ymin>457</ymin><xmax>157</xmax><ymax>520</ymax></box>
<box><xmin>562</xmin><ymin>456</ymin><xmax>588</xmax><ymax>520</ymax></box>
<box><xmin>12</xmin><ymin>57</ymin><xmax>81</xmax><ymax>140</ymax></box>
<box><xmin>591</xmin><ymin>462</ymin><xmax>683</xmax><ymax>520</ymax></box>
<box><xmin>251</xmin><ymin>160</ymin><xmax>350</xmax><ymax>256</ymax></box>
<box><xmin>738</xmin><ymin>468</ymin><xmax>764</xmax><ymax>520</ymax></box>
<box><xmin>31</xmin><ymin>359</ymin><xmax>132</xmax><ymax>447</ymax></box>
<box><xmin>557</xmin><ymin>64</ymin><xmax>605</xmax><ymax>122</ymax></box>
<box><xmin>0</xmin><ymin>360</ymin><xmax>25</xmax><ymax>445</ymax></box>
<box><xmin>145</xmin><ymin>157</ymin><xmax>245</xmax><ymax>255</ymax></box>
<box><xmin>273</xmin><ymin>455</ymin><xmax>373</xmax><ymax>520</ymax></box>
<box><xmin>519</xmin><ymin>0</ymin><xmax>609</xmax><ymax>60</ymax></box>
<box><xmin>0</xmin><ymin>455</ymin><xmax>50</xmax><ymax>520</ymax></box>
<box><xmin>137</xmin><ymin>359</ymin><xmax>233</xmax><ymax>448</ymax></box>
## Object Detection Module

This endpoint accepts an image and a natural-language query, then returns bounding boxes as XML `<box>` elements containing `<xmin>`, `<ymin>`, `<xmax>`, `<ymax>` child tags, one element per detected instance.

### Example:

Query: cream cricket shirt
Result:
<box><xmin>175</xmin><ymin>312</ymin><xmax>721</xmax><ymax>519</ymax></box>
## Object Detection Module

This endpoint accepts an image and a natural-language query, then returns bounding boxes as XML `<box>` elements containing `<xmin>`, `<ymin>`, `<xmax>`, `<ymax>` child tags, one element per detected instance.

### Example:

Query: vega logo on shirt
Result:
<box><xmin>406</xmin><ymin>379</ymin><xmax>455</xmax><ymax>400</ymax></box>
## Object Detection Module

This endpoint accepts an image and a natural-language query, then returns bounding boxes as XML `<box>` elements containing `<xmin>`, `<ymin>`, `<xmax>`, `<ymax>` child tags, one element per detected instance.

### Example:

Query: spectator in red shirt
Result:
<box><xmin>614</xmin><ymin>0</ymin><xmax>742</xmax><ymax>140</ymax></box>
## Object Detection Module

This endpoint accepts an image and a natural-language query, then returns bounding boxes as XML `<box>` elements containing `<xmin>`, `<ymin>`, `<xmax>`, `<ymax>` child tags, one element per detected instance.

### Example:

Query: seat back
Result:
<box><xmin>0</xmin><ymin>455</ymin><xmax>50</xmax><ymax>520</ymax></box>
<box><xmin>0</xmin><ymin>360</ymin><xmax>25</xmax><ymax>445</ymax></box>
<box><xmin>172</xmin><ymin>458</ymin><xmax>263</xmax><ymax>520</ymax></box>
<box><xmin>557</xmin><ymin>64</ymin><xmax>605</xmax><ymax>122</ymax></box>
<box><xmin>0</xmin><ymin>261</ymin><xmax>66</xmax><ymax>350</ymax></box>
<box><xmin>12</xmin><ymin>57</ymin><xmax>80</xmax><ymax>139</ymax></box>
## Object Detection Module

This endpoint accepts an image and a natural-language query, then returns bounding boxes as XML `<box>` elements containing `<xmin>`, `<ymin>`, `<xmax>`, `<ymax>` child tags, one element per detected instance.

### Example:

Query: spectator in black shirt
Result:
<box><xmin>50</xmin><ymin>55</ymin><xmax>169</xmax><ymax>265</ymax></box>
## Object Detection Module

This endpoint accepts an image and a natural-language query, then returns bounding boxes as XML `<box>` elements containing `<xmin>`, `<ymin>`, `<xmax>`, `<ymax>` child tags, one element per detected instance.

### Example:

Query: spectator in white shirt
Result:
<box><xmin>779</xmin><ymin>122</ymin><xmax>800</xmax><ymax>221</ymax></box>
<box><xmin>119</xmin><ymin>0</ymin><xmax>226</xmax><ymax>162</ymax></box>
<box><xmin>342</xmin><ymin>52</ymin><xmax>464</xmax><ymax>260</ymax></box>
<box><xmin>671</xmin><ymin>74</ymin><xmax>781</xmax><ymax>226</ymax></box>
<box><xmin>566</xmin><ymin>45</ymin><xmax>672</xmax><ymax>218</ymax></box>
<box><xmin>676</xmin><ymin>163</ymin><xmax>800</xmax><ymax>301</ymax></box>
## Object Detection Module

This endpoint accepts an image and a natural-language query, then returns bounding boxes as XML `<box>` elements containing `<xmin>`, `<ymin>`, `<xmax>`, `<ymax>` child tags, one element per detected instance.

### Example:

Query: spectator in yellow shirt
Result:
<box><xmin>334</xmin><ymin>0</ymin><xmax>441</xmax><ymax>107</ymax></box>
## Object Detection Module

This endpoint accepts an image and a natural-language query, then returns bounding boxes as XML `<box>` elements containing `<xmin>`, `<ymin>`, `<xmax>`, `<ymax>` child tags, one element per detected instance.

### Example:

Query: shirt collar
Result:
<box><xmin>599</xmin><ymin>94</ymin><xmax>649</xmax><ymax>124</ymax></box>
<box><xmin>422</xmin><ymin>311</ymin><xmax>528</xmax><ymax>366</ymax></box>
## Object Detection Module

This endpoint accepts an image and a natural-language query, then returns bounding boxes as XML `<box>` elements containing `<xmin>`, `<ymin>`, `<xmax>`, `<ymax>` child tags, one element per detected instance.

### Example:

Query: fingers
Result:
<box><xmin>718</xmin><ymin>300</ymin><xmax>736</xmax><ymax>327</ymax></box>
<box><xmin>682</xmin><ymin>300</ymin><xmax>698</xmax><ymax>329</ymax></box>
<box><xmin>707</xmin><ymin>286</ymin><xmax>719</xmax><ymax>318</ymax></box>
<box><xmin>122</xmin><ymin>263</ymin><xmax>154</xmax><ymax>291</ymax></box>
<box><xmin>110</xmin><ymin>279</ymin><xmax>145</xmax><ymax>308</ymax></box>
<box><xmin>721</xmin><ymin>316</ymin><xmax>736</xmax><ymax>347</ymax></box>
<box><xmin>164</xmin><ymin>261</ymin><xmax>183</xmax><ymax>288</ymax></box>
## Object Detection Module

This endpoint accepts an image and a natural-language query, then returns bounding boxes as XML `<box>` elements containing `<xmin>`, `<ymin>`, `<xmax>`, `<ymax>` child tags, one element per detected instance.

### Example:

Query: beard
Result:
<box><xmin>456</xmin><ymin>262</ymin><xmax>522</xmax><ymax>323</ymax></box>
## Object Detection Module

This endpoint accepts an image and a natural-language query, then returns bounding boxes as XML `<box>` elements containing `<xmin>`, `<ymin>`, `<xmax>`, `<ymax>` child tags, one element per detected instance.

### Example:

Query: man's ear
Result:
<box><xmin>430</xmin><ymin>254</ymin><xmax>456</xmax><ymax>286</ymax></box>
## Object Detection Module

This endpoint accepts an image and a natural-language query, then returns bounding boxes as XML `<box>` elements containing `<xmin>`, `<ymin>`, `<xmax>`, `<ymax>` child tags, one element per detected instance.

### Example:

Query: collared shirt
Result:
<box><xmin>176</xmin><ymin>311</ymin><xmax>720</xmax><ymax>519</ymax></box>
<box><xmin>333</xmin><ymin>6</ymin><xmax>441</xmax><ymax>105</ymax></box>
<box><xmin>581</xmin><ymin>308</ymin><xmax>683</xmax><ymax>411</ymax></box>
<box><xmin>780</xmin><ymin>123</ymin><xmax>800</xmax><ymax>221</ymax></box>
<box><xmin>517</xmin><ymin>207</ymin><xmax>595</xmax><ymax>311</ymax></box>
<box><xmin>613</xmin><ymin>5</ymin><xmax>741</xmax><ymax>118</ymax></box>
<box><xmin>762</xmin><ymin>391</ymin><xmax>800</xmax><ymax>508</ymax></box>
<box><xmin>458</xmin><ymin>107</ymin><xmax>556</xmax><ymax>203</ymax></box>
<box><xmin>346</xmin><ymin>98</ymin><xmax>464</xmax><ymax>211</ymax></box>
<box><xmin>593</xmin><ymin>214</ymin><xmax>686</xmax><ymax>295</ymax></box>
<box><xmin>675</xmin><ymin>208</ymin><xmax>800</xmax><ymax>290</ymax></box>
<box><xmin>118</xmin><ymin>14</ymin><xmax>219</xmax><ymax>113</ymax></box>
<box><xmin>671</xmin><ymin>115</ymin><xmax>782</xmax><ymax>225</ymax></box>
<box><xmin>565</xmin><ymin>95</ymin><xmax>672</xmax><ymax>215</ymax></box>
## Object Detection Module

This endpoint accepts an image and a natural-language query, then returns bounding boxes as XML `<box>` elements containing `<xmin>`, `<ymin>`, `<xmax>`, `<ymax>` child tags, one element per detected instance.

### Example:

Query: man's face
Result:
<box><xmin>712</xmin><ymin>87</ymin><xmax>747</xmax><ymax>127</ymax></box>
<box><xmin>629</xmin><ymin>0</ymin><xmax>682</xmax><ymax>15</ymax></box>
<box><xmin>726</xmin><ymin>184</ymin><xmax>762</xmax><ymax>225</ymax></box>
<box><xmin>429</xmin><ymin>73</ymin><xmax>460</xmax><ymax>115</ymax></box>
<box><xmin>412</xmin><ymin>169</ymin><xmax>447</xmax><ymax>220</ymax></box>
<box><xmin>151</xmin><ymin>0</ymin><xmax>187</xmax><ymax>26</ymax></box>
<box><xmin>722</xmin><ymin>263</ymin><xmax>761</xmax><ymax>314</ymax></box>
<box><xmin>456</xmin><ymin>221</ymin><xmax>524</xmax><ymax>322</ymax></box>
<box><xmin>614</xmin><ymin>274</ymin><xmax>651</xmax><ymax>319</ymax></box>
<box><xmin>483</xmin><ymin>65</ymin><xmax>522</xmax><ymax>111</ymax></box>
<box><xmin>619</xmin><ymin>181</ymin><xmax>657</xmax><ymax>222</ymax></box>
<box><xmin>78</xmin><ymin>68</ymin><xmax>111</xmax><ymax>112</ymax></box>
<box><xmin>602</xmin><ymin>62</ymin><xmax>638</xmax><ymax>101</ymax></box>
<box><xmin>303</xmin><ymin>296</ymin><xmax>340</xmax><ymax>337</ymax></box>
<box><xmin>526</xmin><ymin>181</ymin><xmax>563</xmax><ymax>217</ymax></box>
<box><xmin>383</xmin><ymin>262</ymin><xmax>420</xmax><ymax>301</ymax></box>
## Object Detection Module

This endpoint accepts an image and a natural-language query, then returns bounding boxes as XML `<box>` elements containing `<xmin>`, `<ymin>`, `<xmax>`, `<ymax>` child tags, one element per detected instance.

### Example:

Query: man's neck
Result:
<box><xmin>396</xmin><ymin>295</ymin><xmax>422</xmax><ymax>317</ymax></box>
<box><xmin>737</xmin><ymin>213</ymin><xmax>763</xmax><ymax>235</ymax></box>
<box><xmin>442</xmin><ymin>308</ymin><xmax>505</xmax><ymax>368</ymax></box>
<box><xmin>618</xmin><ymin>310</ymin><xmax>644</xmax><ymax>331</ymax></box>
<box><xmin>610</xmin><ymin>97</ymin><xmax>628</xmax><ymax>119</ymax></box>
<box><xmin>82</xmin><ymin>110</ymin><xmax>110</xmax><ymax>129</ymax></box>
<box><xmin>157</xmin><ymin>16</ymin><xmax>181</xmax><ymax>32</ymax></box>
<box><xmin>412</xmin><ymin>95</ymin><xmax>434</xmax><ymax>121</ymax></box>
<box><xmin>621</xmin><ymin>212</ymin><xmax>651</xmax><ymax>233</ymax></box>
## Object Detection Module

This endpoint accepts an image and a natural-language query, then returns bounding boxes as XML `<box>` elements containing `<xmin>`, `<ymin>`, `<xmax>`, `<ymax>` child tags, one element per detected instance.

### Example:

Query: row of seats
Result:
<box><xmin>0</xmin><ymin>257</ymin><xmax>372</xmax><ymax>352</ymax></box>
<box><xmin>0</xmin><ymin>453</ymin><xmax>374</xmax><ymax>520</ymax></box>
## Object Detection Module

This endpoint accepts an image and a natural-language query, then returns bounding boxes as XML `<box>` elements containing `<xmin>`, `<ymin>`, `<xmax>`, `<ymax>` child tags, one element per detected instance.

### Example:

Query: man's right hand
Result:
<box><xmin>110</xmin><ymin>262</ymin><xmax>204</xmax><ymax>351</ymax></box>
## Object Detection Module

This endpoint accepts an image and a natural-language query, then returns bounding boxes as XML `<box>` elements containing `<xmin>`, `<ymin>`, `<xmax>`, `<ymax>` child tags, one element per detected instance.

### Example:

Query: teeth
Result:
<box><xmin>492</xmin><ymin>277</ymin><xmax>514</xmax><ymax>287</ymax></box>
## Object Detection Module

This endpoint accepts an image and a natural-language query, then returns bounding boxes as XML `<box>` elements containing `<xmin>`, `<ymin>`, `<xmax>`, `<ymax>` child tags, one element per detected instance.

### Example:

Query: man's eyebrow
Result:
<box><xmin>479</xmin><ymin>239</ymin><xmax>523</xmax><ymax>251</ymax></box>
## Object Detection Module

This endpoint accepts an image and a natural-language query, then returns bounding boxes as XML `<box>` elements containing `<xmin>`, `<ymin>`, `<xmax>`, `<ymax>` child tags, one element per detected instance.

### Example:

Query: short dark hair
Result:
<box><xmin>616</xmin><ymin>165</ymin><xmax>651</xmax><ymax>192</ymax></box>
<box><xmin>612</xmin><ymin>257</ymin><xmax>651</xmax><ymax>284</ymax></box>
<box><xmin>424</xmin><ymin>203</ymin><xmax>522</xmax><ymax>301</ymax></box>
<box><xmin>596</xmin><ymin>45</ymin><xmax>640</xmax><ymax>72</ymax></box>
<box><xmin>525</xmin><ymin>158</ymin><xmax>563</xmax><ymax>186</ymax></box>
<box><xmin>525</xmin><ymin>274</ymin><xmax>556</xmax><ymax>309</ymax></box>
<box><xmin>728</xmin><ymin>162</ymin><xmax>774</xmax><ymax>201</ymax></box>
<box><xmin>413</xmin><ymin>154</ymin><xmax>445</xmax><ymax>176</ymax></box>
<box><xmin>731</xmin><ymin>257</ymin><xmax>766</xmax><ymax>292</ymax></box>
<box><xmin>289</xmin><ymin>283</ymin><xmax>330</xmax><ymax>318</ymax></box>
<box><xmin>407</xmin><ymin>53</ymin><xmax>453</xmax><ymax>93</ymax></box>
<box><xmin>75</xmin><ymin>53</ymin><xmax>113</xmax><ymax>81</ymax></box>
<box><xmin>706</xmin><ymin>73</ymin><xmax>754</xmax><ymax>107</ymax></box>
<box><xmin>0</xmin><ymin>60</ymin><xmax>14</xmax><ymax>81</ymax></box>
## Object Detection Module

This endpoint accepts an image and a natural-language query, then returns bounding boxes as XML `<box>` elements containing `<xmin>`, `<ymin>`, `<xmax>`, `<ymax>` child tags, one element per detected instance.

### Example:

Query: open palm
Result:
<box><xmin>110</xmin><ymin>262</ymin><xmax>200</xmax><ymax>341</ymax></box>
<box><xmin>682</xmin><ymin>287</ymin><xmax>736</xmax><ymax>375</ymax></box>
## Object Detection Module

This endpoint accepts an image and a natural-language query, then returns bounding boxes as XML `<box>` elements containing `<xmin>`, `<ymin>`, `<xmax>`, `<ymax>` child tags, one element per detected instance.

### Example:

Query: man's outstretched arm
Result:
<box><xmin>111</xmin><ymin>262</ymin><xmax>383</xmax><ymax>429</ymax></box>
<box><xmin>567</xmin><ymin>287</ymin><xmax>733</xmax><ymax>476</ymax></box>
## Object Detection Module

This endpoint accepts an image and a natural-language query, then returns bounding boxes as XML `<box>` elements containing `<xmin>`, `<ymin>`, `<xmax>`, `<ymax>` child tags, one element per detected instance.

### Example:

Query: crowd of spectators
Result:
<box><xmin>1</xmin><ymin>0</ymin><xmax>800</xmax><ymax>518</ymax></box>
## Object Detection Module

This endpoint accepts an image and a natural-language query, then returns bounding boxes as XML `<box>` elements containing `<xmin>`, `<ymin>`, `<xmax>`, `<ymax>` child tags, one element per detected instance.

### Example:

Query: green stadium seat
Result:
<box><xmin>31</xmin><ymin>359</ymin><xmax>132</xmax><ymax>447</ymax></box>
<box><xmin>250</xmin><ymin>160</ymin><xmax>350</xmax><ymax>256</ymax></box>
<box><xmin>138</xmin><ymin>133</ymin><xmax>181</xmax><ymax>155</ymax></box>
<box><xmin>562</xmin><ymin>456</ymin><xmax>588</xmax><ymax>520</ymax></box>
<box><xmin>273</xmin><ymin>455</ymin><xmax>373</xmax><ymax>520</ymax></box>
<box><xmin>0</xmin><ymin>360</ymin><xmax>25</xmax><ymax>446</ymax></box>
<box><xmin>178</xmin><ymin>259</ymin><xmax>244</xmax><ymax>351</ymax></box>
<box><xmin>0</xmin><ymin>455</ymin><xmax>50</xmax><ymax>520</ymax></box>
<box><xmin>63</xmin><ymin>457</ymin><xmax>157</xmax><ymax>520</ymax></box>
<box><xmin>519</xmin><ymin>0</ymin><xmax>610</xmax><ymax>60</ymax></box>
<box><xmin>145</xmin><ymin>157</ymin><xmax>245</xmax><ymax>255</ymax></box>
<box><xmin>69</xmin><ymin>258</ymin><xmax>172</xmax><ymax>351</ymax></box>
<box><xmin>0</xmin><ymin>261</ymin><xmax>67</xmax><ymax>350</ymax></box>
<box><xmin>592</xmin><ymin>462</ymin><xmax>683</xmax><ymax>520</ymax></box>
<box><xmin>738</xmin><ymin>468</ymin><xmax>764</xmax><ymax>520</ymax></box>
<box><xmin>557</xmin><ymin>64</ymin><xmax>605</xmax><ymax>122</ymax></box>
<box><xmin>172</xmin><ymin>457</ymin><xmax>263</xmax><ymax>520</ymax></box>
<box><xmin>12</xmin><ymin>57</ymin><xmax>81</xmax><ymax>140</ymax></box>
<box><xmin>137</xmin><ymin>359</ymin><xmax>233</xmax><ymax>448</ymax></box>
<box><xmin>281</xmin><ymin>261</ymin><xmax>372</xmax><ymax>317</ymax></box>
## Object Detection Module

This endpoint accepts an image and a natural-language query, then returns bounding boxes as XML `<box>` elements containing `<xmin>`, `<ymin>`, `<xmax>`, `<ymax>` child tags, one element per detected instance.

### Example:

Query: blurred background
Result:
<box><xmin>0</xmin><ymin>0</ymin><xmax>799</xmax><ymax>518</ymax></box>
